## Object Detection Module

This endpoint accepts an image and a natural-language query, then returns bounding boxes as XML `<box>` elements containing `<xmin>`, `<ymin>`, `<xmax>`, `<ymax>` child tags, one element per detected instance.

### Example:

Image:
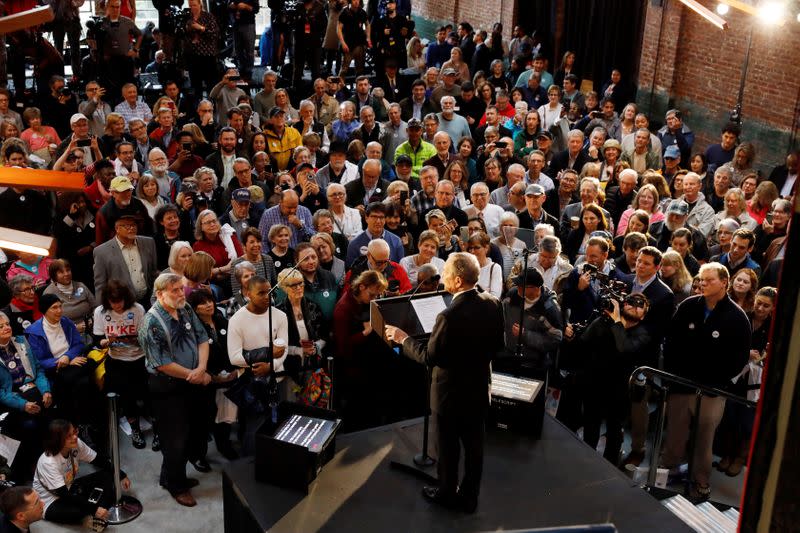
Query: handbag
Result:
<box><xmin>297</xmin><ymin>368</ymin><xmax>332</xmax><ymax>408</ymax></box>
<box><xmin>223</xmin><ymin>347</ymin><xmax>274</xmax><ymax>414</ymax></box>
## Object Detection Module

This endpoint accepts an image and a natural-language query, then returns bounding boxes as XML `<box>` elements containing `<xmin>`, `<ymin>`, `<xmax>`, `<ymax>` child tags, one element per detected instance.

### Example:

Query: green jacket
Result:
<box><xmin>394</xmin><ymin>140</ymin><xmax>436</xmax><ymax>179</ymax></box>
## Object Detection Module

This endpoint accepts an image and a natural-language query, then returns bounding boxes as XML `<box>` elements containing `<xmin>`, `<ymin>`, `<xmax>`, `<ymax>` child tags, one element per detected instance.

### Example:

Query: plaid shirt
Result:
<box><xmin>258</xmin><ymin>205</ymin><xmax>316</xmax><ymax>248</ymax></box>
<box><xmin>114</xmin><ymin>100</ymin><xmax>153</xmax><ymax>129</ymax></box>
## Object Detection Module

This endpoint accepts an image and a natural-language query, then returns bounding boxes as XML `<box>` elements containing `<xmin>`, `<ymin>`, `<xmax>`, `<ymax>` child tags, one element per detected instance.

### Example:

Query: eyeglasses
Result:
<box><xmin>18</xmin><ymin>287</ymin><xmax>34</xmax><ymax>293</ymax></box>
<box><xmin>369</xmin><ymin>254</ymin><xmax>390</xmax><ymax>266</ymax></box>
<box><xmin>286</xmin><ymin>281</ymin><xmax>304</xmax><ymax>289</ymax></box>
<box><xmin>201</xmin><ymin>219</ymin><xmax>219</xmax><ymax>226</ymax></box>
<box><xmin>467</xmin><ymin>246</ymin><xmax>482</xmax><ymax>251</ymax></box>
<box><xmin>116</xmin><ymin>222</ymin><xmax>137</xmax><ymax>229</ymax></box>
<box><xmin>328</xmin><ymin>192</ymin><xmax>345</xmax><ymax>198</ymax></box>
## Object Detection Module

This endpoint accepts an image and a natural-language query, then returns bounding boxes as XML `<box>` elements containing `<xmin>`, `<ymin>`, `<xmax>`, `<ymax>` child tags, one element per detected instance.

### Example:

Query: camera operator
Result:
<box><xmin>183</xmin><ymin>0</ymin><xmax>221</xmax><ymax>97</ymax></box>
<box><xmin>498</xmin><ymin>268</ymin><xmax>563</xmax><ymax>379</ymax></box>
<box><xmin>370</xmin><ymin>0</ymin><xmax>413</xmax><ymax>72</ymax></box>
<box><xmin>292</xmin><ymin>0</ymin><xmax>327</xmax><ymax>89</ymax></box>
<box><xmin>229</xmin><ymin>0</ymin><xmax>260</xmax><ymax>83</ymax></box>
<box><xmin>573</xmin><ymin>293</ymin><xmax>651</xmax><ymax>465</ymax></box>
<box><xmin>89</xmin><ymin>0</ymin><xmax>142</xmax><ymax>100</ymax></box>
<box><xmin>152</xmin><ymin>0</ymin><xmax>185</xmax><ymax>62</ymax></box>
<box><xmin>39</xmin><ymin>76</ymin><xmax>78</xmax><ymax>140</ymax></box>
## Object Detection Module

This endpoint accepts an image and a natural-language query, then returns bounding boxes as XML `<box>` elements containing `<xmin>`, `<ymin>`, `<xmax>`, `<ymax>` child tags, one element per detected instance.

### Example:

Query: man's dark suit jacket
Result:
<box><xmin>345</xmin><ymin>178</ymin><xmax>390</xmax><ymax>208</ymax></box>
<box><xmin>638</xmin><ymin>276</ymin><xmax>675</xmax><ymax>366</ymax></box>
<box><xmin>767</xmin><ymin>163</ymin><xmax>795</xmax><ymax>196</ymax></box>
<box><xmin>398</xmin><ymin>97</ymin><xmax>437</xmax><ymax>122</ymax></box>
<box><xmin>518</xmin><ymin>209</ymin><xmax>559</xmax><ymax>231</ymax></box>
<box><xmin>548</xmin><ymin>149</ymin><xmax>591</xmax><ymax>177</ymax></box>
<box><xmin>543</xmin><ymin>189</ymin><xmax>579</xmax><ymax>221</ymax></box>
<box><xmin>401</xmin><ymin>287</ymin><xmax>505</xmax><ymax>415</ymax></box>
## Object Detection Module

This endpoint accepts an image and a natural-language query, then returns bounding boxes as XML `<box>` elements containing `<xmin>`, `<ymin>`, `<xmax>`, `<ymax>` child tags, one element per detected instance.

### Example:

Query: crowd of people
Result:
<box><xmin>0</xmin><ymin>0</ymin><xmax>795</xmax><ymax>526</ymax></box>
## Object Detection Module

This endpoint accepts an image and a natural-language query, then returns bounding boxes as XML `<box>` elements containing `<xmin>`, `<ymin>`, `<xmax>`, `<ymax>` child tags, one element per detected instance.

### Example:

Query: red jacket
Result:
<box><xmin>192</xmin><ymin>235</ymin><xmax>243</xmax><ymax>267</ymax></box>
<box><xmin>342</xmin><ymin>260</ymin><xmax>412</xmax><ymax>295</ymax></box>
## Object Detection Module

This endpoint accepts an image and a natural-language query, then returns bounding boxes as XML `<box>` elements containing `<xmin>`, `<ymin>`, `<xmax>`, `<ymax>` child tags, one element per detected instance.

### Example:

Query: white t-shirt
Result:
<box><xmin>227</xmin><ymin>306</ymin><xmax>289</xmax><ymax>380</ymax></box>
<box><xmin>93</xmin><ymin>304</ymin><xmax>145</xmax><ymax>361</ymax></box>
<box><xmin>33</xmin><ymin>439</ymin><xmax>96</xmax><ymax>512</ymax></box>
<box><xmin>478</xmin><ymin>261</ymin><xmax>503</xmax><ymax>299</ymax></box>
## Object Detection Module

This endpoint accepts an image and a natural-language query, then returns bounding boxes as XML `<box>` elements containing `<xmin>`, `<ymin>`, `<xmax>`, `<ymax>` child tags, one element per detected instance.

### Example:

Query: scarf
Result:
<box><xmin>11</xmin><ymin>297</ymin><xmax>42</xmax><ymax>320</ymax></box>
<box><xmin>56</xmin><ymin>282</ymin><xmax>74</xmax><ymax>296</ymax></box>
<box><xmin>218</xmin><ymin>223</ymin><xmax>239</xmax><ymax>262</ymax></box>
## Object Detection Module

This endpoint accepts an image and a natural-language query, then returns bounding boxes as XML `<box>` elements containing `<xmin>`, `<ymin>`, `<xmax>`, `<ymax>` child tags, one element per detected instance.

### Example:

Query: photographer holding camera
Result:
<box><xmin>571</xmin><ymin>291</ymin><xmax>651</xmax><ymax>465</ymax></box>
<box><xmin>88</xmin><ymin>0</ymin><xmax>142</xmax><ymax>101</ymax></box>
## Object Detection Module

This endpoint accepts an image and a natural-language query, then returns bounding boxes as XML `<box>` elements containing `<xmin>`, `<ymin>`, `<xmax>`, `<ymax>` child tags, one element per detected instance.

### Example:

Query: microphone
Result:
<box><xmin>407</xmin><ymin>274</ymin><xmax>440</xmax><ymax>300</ymax></box>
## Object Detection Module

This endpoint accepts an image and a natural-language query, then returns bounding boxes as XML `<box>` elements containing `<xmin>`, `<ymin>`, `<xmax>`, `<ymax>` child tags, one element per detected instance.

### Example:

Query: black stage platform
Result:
<box><xmin>222</xmin><ymin>415</ymin><xmax>692</xmax><ymax>532</ymax></box>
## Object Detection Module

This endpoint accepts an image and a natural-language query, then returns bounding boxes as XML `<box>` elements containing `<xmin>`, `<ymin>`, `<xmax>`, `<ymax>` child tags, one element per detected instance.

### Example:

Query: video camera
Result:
<box><xmin>582</xmin><ymin>263</ymin><xmax>629</xmax><ymax>313</ymax></box>
<box><xmin>166</xmin><ymin>5</ymin><xmax>192</xmax><ymax>37</ymax></box>
<box><xmin>85</xmin><ymin>15</ymin><xmax>106</xmax><ymax>41</ymax></box>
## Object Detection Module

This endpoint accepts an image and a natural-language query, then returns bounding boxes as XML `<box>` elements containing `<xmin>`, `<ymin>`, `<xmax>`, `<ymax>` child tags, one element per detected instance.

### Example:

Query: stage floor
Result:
<box><xmin>222</xmin><ymin>415</ymin><xmax>693</xmax><ymax>532</ymax></box>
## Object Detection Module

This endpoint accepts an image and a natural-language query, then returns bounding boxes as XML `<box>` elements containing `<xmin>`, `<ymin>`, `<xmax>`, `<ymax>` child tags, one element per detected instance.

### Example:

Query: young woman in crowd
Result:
<box><xmin>311</xmin><ymin>232</ymin><xmax>346</xmax><ymax>284</ymax></box>
<box><xmin>457</xmin><ymin>136</ymin><xmax>478</xmax><ymax>184</ymax></box>
<box><xmin>98</xmin><ymin>113</ymin><xmax>129</xmax><ymax>158</ymax></box>
<box><xmin>400</xmin><ymin>230</ymin><xmax>445</xmax><ymax>289</ymax></box>
<box><xmin>33</xmin><ymin>419</ymin><xmax>132</xmax><ymax>531</ymax></box>
<box><xmin>616</xmin><ymin>184</ymin><xmax>663</xmax><ymax>237</ymax></box>
<box><xmin>230</xmin><ymin>227</ymin><xmax>277</xmax><ymax>296</ymax></box>
<box><xmin>384</xmin><ymin>203</ymin><xmax>414</xmax><ymax>257</ymax></box>
<box><xmin>659</xmin><ymin>251</ymin><xmax>694</xmax><ymax>307</ymax></box>
<box><xmin>611</xmin><ymin>210</ymin><xmax>656</xmax><ymax>258</ymax></box>
<box><xmin>746</xmin><ymin>181</ymin><xmax>779</xmax><ymax>225</ymax></box>
<box><xmin>564</xmin><ymin>204</ymin><xmax>609</xmax><ymax>264</ymax></box>
<box><xmin>466</xmin><ymin>231</ymin><xmax>503</xmax><ymax>298</ymax></box>
<box><xmin>721</xmin><ymin>142</ymin><xmax>756</xmax><ymax>186</ymax></box>
<box><xmin>669</xmin><ymin>228</ymin><xmax>700</xmax><ymax>276</ymax></box>
<box><xmin>41</xmin><ymin>260</ymin><xmax>96</xmax><ymax>334</ymax></box>
<box><xmin>267</xmin><ymin>224</ymin><xmax>295</xmax><ymax>271</ymax></box>
<box><xmin>406</xmin><ymin>37</ymin><xmax>425</xmax><ymax>73</ymax></box>
<box><xmin>92</xmin><ymin>280</ymin><xmax>149</xmax><ymax>450</ymax></box>
<box><xmin>440</xmin><ymin>47</ymin><xmax>471</xmax><ymax>84</ymax></box>
<box><xmin>618</xmin><ymin>104</ymin><xmax>637</xmax><ymax>139</ymax></box>
<box><xmin>186</xmin><ymin>289</ymin><xmax>237</xmax><ymax>462</ymax></box>
<box><xmin>477</xmin><ymin>81</ymin><xmax>495</xmax><ymax>108</ymax></box>
<box><xmin>554</xmin><ymin>50</ymin><xmax>579</xmax><ymax>87</ymax></box>
<box><xmin>443</xmin><ymin>159</ymin><xmax>469</xmax><ymax>206</ymax></box>
<box><xmin>538</xmin><ymin>85</ymin><xmax>564</xmax><ymax>131</ymax></box>
<box><xmin>0</xmin><ymin>311</ymin><xmax>53</xmax><ymax>481</ymax></box>
<box><xmin>728</xmin><ymin>268</ymin><xmax>759</xmax><ymax>314</ymax></box>
<box><xmin>641</xmin><ymin>171</ymin><xmax>673</xmax><ymax>212</ymax></box>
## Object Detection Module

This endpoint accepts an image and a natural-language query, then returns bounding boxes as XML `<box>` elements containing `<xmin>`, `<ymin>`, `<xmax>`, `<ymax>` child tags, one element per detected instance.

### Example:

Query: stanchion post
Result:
<box><xmin>105</xmin><ymin>392</ymin><xmax>143</xmax><ymax>525</ymax></box>
<box><xmin>413</xmin><ymin>367</ymin><xmax>435</xmax><ymax>467</ymax></box>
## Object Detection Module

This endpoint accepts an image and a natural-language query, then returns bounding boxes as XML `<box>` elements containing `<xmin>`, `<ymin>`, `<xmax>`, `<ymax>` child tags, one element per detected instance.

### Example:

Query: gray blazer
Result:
<box><xmin>93</xmin><ymin>236</ymin><xmax>158</xmax><ymax>301</ymax></box>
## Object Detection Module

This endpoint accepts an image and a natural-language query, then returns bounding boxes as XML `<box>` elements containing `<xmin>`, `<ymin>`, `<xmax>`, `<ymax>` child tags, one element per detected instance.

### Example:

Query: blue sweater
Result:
<box><xmin>0</xmin><ymin>337</ymin><xmax>51</xmax><ymax>411</ymax></box>
<box><xmin>24</xmin><ymin>317</ymin><xmax>85</xmax><ymax>371</ymax></box>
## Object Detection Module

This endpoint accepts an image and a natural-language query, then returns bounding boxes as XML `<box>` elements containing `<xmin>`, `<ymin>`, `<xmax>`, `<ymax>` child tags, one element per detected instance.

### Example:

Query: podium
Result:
<box><xmin>370</xmin><ymin>291</ymin><xmax>453</xmax><ymax>344</ymax></box>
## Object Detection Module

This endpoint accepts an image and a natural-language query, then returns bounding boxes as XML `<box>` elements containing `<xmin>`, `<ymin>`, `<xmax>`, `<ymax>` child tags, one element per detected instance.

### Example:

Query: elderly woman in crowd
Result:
<box><xmin>313</xmin><ymin>209</ymin><xmax>351</xmax><ymax>260</ymax></box>
<box><xmin>492</xmin><ymin>212</ymin><xmax>526</xmax><ymax>280</ymax></box>
<box><xmin>267</xmin><ymin>224</ymin><xmax>296</xmax><ymax>271</ymax></box>
<box><xmin>20</xmin><ymin>107</ymin><xmax>60</xmax><ymax>164</ymax></box>
<box><xmin>25</xmin><ymin>295</ymin><xmax>97</xmax><ymax>438</ymax></box>
<box><xmin>565</xmin><ymin>204</ymin><xmax>610</xmax><ymax>264</ymax></box>
<box><xmin>295</xmin><ymin>243</ymin><xmax>339</xmax><ymax>322</ymax></box>
<box><xmin>230</xmin><ymin>227</ymin><xmax>278</xmax><ymax>295</ymax></box>
<box><xmin>194</xmin><ymin>167</ymin><xmax>226</xmax><ymax>216</ymax></box>
<box><xmin>7</xmin><ymin>252</ymin><xmax>53</xmax><ymax>290</ymax></box>
<box><xmin>728</xmin><ymin>268</ymin><xmax>759</xmax><ymax>314</ymax></box>
<box><xmin>99</xmin><ymin>113</ymin><xmax>129</xmax><ymax>157</ymax></box>
<box><xmin>227</xmin><ymin>261</ymin><xmax>256</xmax><ymax>317</ymax></box>
<box><xmin>3</xmin><ymin>275</ymin><xmax>43</xmax><ymax>336</ymax></box>
<box><xmin>708</xmin><ymin>218</ymin><xmax>740</xmax><ymax>258</ymax></box>
<box><xmin>193</xmin><ymin>209</ymin><xmax>243</xmax><ymax>292</ymax></box>
<box><xmin>425</xmin><ymin>209</ymin><xmax>460</xmax><ymax>260</ymax></box>
<box><xmin>330</xmin><ymin>101</ymin><xmax>360</xmax><ymax>144</ymax></box>
<box><xmin>42</xmin><ymin>260</ymin><xmax>95</xmax><ymax>334</ymax></box>
<box><xmin>466</xmin><ymin>231</ymin><xmax>504</xmax><ymax>298</ymax></box>
<box><xmin>163</xmin><ymin>241</ymin><xmax>194</xmax><ymax>279</ymax></box>
<box><xmin>154</xmin><ymin>205</ymin><xmax>195</xmax><ymax>270</ymax></box>
<box><xmin>660</xmin><ymin>251</ymin><xmax>694</xmax><ymax>307</ymax></box>
<box><xmin>136</xmin><ymin>173</ymin><xmax>169</xmax><ymax>222</ymax></box>
<box><xmin>616</xmin><ymin>184</ymin><xmax>663</xmax><ymax>237</ymax></box>
<box><xmin>91</xmin><ymin>280</ymin><xmax>149</xmax><ymax>450</ymax></box>
<box><xmin>712</xmin><ymin>188</ymin><xmax>757</xmax><ymax>242</ymax></box>
<box><xmin>187</xmin><ymin>289</ymin><xmax>237</xmax><ymax>463</ymax></box>
<box><xmin>311</xmin><ymin>232</ymin><xmax>346</xmax><ymax>283</ymax></box>
<box><xmin>0</xmin><ymin>311</ymin><xmax>53</xmax><ymax>480</ymax></box>
<box><xmin>400</xmin><ymin>230</ymin><xmax>445</xmax><ymax>289</ymax></box>
<box><xmin>276</xmin><ymin>269</ymin><xmax>329</xmax><ymax>390</ymax></box>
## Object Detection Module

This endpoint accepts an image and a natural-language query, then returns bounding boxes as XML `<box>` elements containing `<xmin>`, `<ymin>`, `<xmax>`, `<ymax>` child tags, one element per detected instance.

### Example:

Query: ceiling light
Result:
<box><xmin>717</xmin><ymin>3</ymin><xmax>730</xmax><ymax>14</ymax></box>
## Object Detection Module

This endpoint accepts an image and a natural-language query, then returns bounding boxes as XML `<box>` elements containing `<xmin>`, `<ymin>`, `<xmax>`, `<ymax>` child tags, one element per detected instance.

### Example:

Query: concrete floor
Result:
<box><xmin>33</xmin><ymin>426</ymin><xmax>226</xmax><ymax>533</ymax></box>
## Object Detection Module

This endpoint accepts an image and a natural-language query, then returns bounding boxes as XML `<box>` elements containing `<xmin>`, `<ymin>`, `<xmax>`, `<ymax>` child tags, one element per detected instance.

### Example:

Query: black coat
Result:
<box><xmin>548</xmin><ymin>149</ymin><xmax>591</xmax><ymax>177</ymax></box>
<box><xmin>664</xmin><ymin>294</ymin><xmax>750</xmax><ymax>394</ymax></box>
<box><xmin>401</xmin><ymin>288</ymin><xmax>505</xmax><ymax>416</ymax></box>
<box><xmin>637</xmin><ymin>276</ymin><xmax>675</xmax><ymax>366</ymax></box>
<box><xmin>344</xmin><ymin>178</ymin><xmax>390</xmax><ymax>208</ymax></box>
<box><xmin>518</xmin><ymin>209</ymin><xmax>559</xmax><ymax>232</ymax></box>
<box><xmin>543</xmin><ymin>188</ymin><xmax>579</xmax><ymax>221</ymax></box>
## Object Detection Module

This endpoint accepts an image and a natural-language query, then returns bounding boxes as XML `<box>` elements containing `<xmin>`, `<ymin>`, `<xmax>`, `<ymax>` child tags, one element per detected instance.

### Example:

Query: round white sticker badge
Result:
<box><xmin>712</xmin><ymin>331</ymin><xmax>720</xmax><ymax>339</ymax></box>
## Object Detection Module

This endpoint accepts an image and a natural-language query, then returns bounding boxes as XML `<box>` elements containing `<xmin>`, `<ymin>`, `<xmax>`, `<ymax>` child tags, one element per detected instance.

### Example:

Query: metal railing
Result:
<box><xmin>628</xmin><ymin>366</ymin><xmax>757</xmax><ymax>492</ymax></box>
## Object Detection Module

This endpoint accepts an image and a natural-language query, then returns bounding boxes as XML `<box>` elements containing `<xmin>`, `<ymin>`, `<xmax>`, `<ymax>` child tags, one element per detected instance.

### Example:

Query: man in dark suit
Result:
<box><xmin>549</xmin><ymin>130</ymin><xmax>591</xmax><ymax>177</ymax></box>
<box><xmin>345</xmin><ymin>159</ymin><xmax>390</xmax><ymax>213</ymax></box>
<box><xmin>385</xmin><ymin>253</ymin><xmax>505</xmax><ymax>513</ymax></box>
<box><xmin>518</xmin><ymin>184</ymin><xmax>559</xmax><ymax>231</ymax></box>
<box><xmin>373</xmin><ymin>60</ymin><xmax>411</xmax><ymax>103</ymax></box>
<box><xmin>422</xmin><ymin>180</ymin><xmax>468</xmax><ymax>229</ymax></box>
<box><xmin>399</xmin><ymin>80</ymin><xmax>437</xmax><ymax>122</ymax></box>
<box><xmin>93</xmin><ymin>215</ymin><xmax>158</xmax><ymax>305</ymax></box>
<box><xmin>543</xmin><ymin>169</ymin><xmax>579</xmax><ymax>221</ymax></box>
<box><xmin>623</xmin><ymin>245</ymin><xmax>674</xmax><ymax>467</ymax></box>
<box><xmin>767</xmin><ymin>150</ymin><xmax>798</xmax><ymax>198</ymax></box>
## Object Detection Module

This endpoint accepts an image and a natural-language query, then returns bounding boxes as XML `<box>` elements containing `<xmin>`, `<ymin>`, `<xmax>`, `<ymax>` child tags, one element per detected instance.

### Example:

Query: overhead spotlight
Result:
<box><xmin>716</xmin><ymin>3</ymin><xmax>730</xmax><ymax>14</ymax></box>
<box><xmin>797</xmin><ymin>11</ymin><xmax>800</xmax><ymax>22</ymax></box>
<box><xmin>757</xmin><ymin>1</ymin><xmax>787</xmax><ymax>24</ymax></box>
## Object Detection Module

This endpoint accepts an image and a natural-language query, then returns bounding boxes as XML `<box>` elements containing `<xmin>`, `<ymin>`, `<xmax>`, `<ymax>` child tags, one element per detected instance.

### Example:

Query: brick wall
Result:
<box><xmin>636</xmin><ymin>0</ymin><xmax>800</xmax><ymax>170</ymax></box>
<box><xmin>412</xmin><ymin>0</ymin><xmax>516</xmax><ymax>41</ymax></box>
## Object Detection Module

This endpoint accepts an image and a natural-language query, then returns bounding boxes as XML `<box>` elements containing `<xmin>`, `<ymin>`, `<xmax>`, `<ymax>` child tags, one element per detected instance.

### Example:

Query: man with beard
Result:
<box><xmin>205</xmin><ymin>127</ymin><xmax>239</xmax><ymax>189</ymax></box>
<box><xmin>139</xmin><ymin>273</ymin><xmax>212</xmax><ymax>507</ymax></box>
<box><xmin>145</xmin><ymin>148</ymin><xmax>181</xmax><ymax>201</ymax></box>
<box><xmin>316</xmin><ymin>141</ymin><xmax>360</xmax><ymax>187</ymax></box>
<box><xmin>112</xmin><ymin>141</ymin><xmax>141</xmax><ymax>183</ymax></box>
<box><xmin>95</xmin><ymin>177</ymin><xmax>154</xmax><ymax>243</ymax></box>
<box><xmin>650</xmin><ymin>199</ymin><xmax>709</xmax><ymax>261</ymax></box>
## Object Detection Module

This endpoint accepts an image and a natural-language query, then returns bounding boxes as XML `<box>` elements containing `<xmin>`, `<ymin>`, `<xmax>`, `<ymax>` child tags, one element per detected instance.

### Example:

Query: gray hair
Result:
<box><xmin>440</xmin><ymin>95</ymin><xmax>456</xmax><ymax>107</ymax></box>
<box><xmin>8</xmin><ymin>274</ymin><xmax>34</xmax><ymax>295</ymax></box>
<box><xmin>233</xmin><ymin>260</ymin><xmax>256</xmax><ymax>281</ymax></box>
<box><xmin>772</xmin><ymin>198</ymin><xmax>792</xmax><ymax>212</ymax></box>
<box><xmin>148</xmin><ymin>147</ymin><xmax>167</xmax><ymax>161</ymax></box>
<box><xmin>359</xmin><ymin>105</ymin><xmax>375</xmax><ymax>119</ymax></box>
<box><xmin>507</xmin><ymin>163</ymin><xmax>526</xmax><ymax>177</ymax></box>
<box><xmin>425</xmin><ymin>208</ymin><xmax>447</xmax><ymax>225</ymax></box>
<box><xmin>192</xmin><ymin>166</ymin><xmax>218</xmax><ymax>188</ymax></box>
<box><xmin>534</xmin><ymin>223</ymin><xmax>555</xmax><ymax>237</ymax></box>
<box><xmin>0</xmin><ymin>311</ymin><xmax>8</xmax><ymax>324</ymax></box>
<box><xmin>718</xmin><ymin>218</ymin><xmax>741</xmax><ymax>232</ymax></box>
<box><xmin>418</xmin><ymin>263</ymin><xmax>439</xmax><ymax>278</ymax></box>
<box><xmin>194</xmin><ymin>209</ymin><xmax>219</xmax><ymax>241</ymax></box>
<box><xmin>167</xmin><ymin>241</ymin><xmax>193</xmax><ymax>269</ymax></box>
<box><xmin>233</xmin><ymin>157</ymin><xmax>251</xmax><ymax>169</ymax></box>
<box><xmin>499</xmin><ymin>211</ymin><xmax>520</xmax><ymax>226</ymax></box>
<box><xmin>367</xmin><ymin>238</ymin><xmax>390</xmax><ymax>256</ymax></box>
<box><xmin>298</xmin><ymin>99</ymin><xmax>316</xmax><ymax>112</ymax></box>
<box><xmin>567</xmin><ymin>129</ymin><xmax>585</xmax><ymax>141</ymax></box>
<box><xmin>444</xmin><ymin>252</ymin><xmax>480</xmax><ymax>286</ymax></box>
<box><xmin>470</xmin><ymin>182</ymin><xmax>489</xmax><ymax>195</ymax></box>
<box><xmin>580</xmin><ymin>177</ymin><xmax>601</xmax><ymax>193</ymax></box>
<box><xmin>539</xmin><ymin>235</ymin><xmax>562</xmax><ymax>255</ymax></box>
<box><xmin>154</xmin><ymin>272</ymin><xmax>183</xmax><ymax>292</ymax></box>
<box><xmin>714</xmin><ymin>165</ymin><xmax>733</xmax><ymax>180</ymax></box>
